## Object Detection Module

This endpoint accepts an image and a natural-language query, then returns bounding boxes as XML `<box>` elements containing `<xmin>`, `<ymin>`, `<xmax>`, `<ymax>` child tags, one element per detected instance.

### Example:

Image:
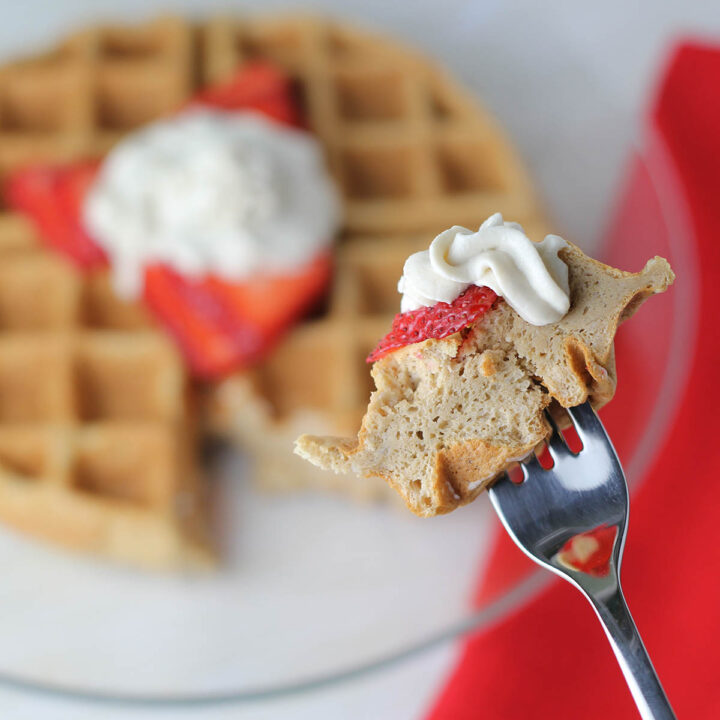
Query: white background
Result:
<box><xmin>0</xmin><ymin>1</ymin><xmax>718</xmax><ymax>718</ymax></box>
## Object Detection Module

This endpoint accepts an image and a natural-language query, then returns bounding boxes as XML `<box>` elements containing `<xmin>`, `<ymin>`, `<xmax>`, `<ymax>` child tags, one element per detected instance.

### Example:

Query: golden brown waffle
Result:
<box><xmin>0</xmin><ymin>15</ymin><xmax>545</xmax><ymax>514</ymax></box>
<box><xmin>0</xmin><ymin>218</ymin><xmax>212</xmax><ymax>568</ymax></box>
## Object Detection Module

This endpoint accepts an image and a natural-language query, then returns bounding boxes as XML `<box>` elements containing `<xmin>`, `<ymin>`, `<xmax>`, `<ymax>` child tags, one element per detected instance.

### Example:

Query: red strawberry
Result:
<box><xmin>188</xmin><ymin>62</ymin><xmax>301</xmax><ymax>127</ymax></box>
<box><xmin>6</xmin><ymin>161</ymin><xmax>106</xmax><ymax>268</ymax></box>
<box><xmin>3</xmin><ymin>61</ymin><xmax>331</xmax><ymax>378</ymax></box>
<box><xmin>203</xmin><ymin>252</ymin><xmax>331</xmax><ymax>338</ymax></box>
<box><xmin>144</xmin><ymin>253</ymin><xmax>332</xmax><ymax>379</ymax></box>
<box><xmin>143</xmin><ymin>265</ymin><xmax>268</xmax><ymax>379</ymax></box>
<box><xmin>367</xmin><ymin>285</ymin><xmax>498</xmax><ymax>363</ymax></box>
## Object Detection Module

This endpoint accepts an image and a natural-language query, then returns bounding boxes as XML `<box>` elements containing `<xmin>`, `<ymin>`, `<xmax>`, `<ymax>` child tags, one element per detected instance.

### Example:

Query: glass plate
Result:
<box><xmin>0</xmin><ymin>137</ymin><xmax>691</xmax><ymax>707</ymax></box>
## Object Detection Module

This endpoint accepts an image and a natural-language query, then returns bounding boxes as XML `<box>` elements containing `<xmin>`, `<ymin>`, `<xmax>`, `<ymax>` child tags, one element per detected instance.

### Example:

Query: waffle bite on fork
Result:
<box><xmin>296</xmin><ymin>217</ymin><xmax>675</xmax><ymax>516</ymax></box>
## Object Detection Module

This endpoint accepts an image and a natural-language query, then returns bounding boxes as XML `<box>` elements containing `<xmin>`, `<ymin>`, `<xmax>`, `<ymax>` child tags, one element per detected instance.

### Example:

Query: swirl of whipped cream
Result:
<box><xmin>84</xmin><ymin>109</ymin><xmax>341</xmax><ymax>298</ymax></box>
<box><xmin>398</xmin><ymin>213</ymin><xmax>570</xmax><ymax>325</ymax></box>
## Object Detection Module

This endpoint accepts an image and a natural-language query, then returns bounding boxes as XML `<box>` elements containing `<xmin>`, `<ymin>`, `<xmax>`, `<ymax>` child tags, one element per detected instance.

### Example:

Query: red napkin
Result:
<box><xmin>427</xmin><ymin>41</ymin><xmax>720</xmax><ymax>719</ymax></box>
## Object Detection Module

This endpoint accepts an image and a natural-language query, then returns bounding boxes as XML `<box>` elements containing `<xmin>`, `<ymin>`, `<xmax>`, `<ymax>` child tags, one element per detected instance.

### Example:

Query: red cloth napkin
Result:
<box><xmin>427</xmin><ymin>41</ymin><xmax>720</xmax><ymax>719</ymax></box>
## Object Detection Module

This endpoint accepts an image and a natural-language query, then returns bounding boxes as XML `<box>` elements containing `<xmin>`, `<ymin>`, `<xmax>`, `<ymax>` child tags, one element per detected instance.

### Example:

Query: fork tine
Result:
<box><xmin>567</xmin><ymin>401</ymin><xmax>607</xmax><ymax>446</ymax></box>
<box><xmin>543</xmin><ymin>410</ymin><xmax>572</xmax><ymax>460</ymax></box>
<box><xmin>520</xmin><ymin>452</ymin><xmax>543</xmax><ymax>479</ymax></box>
<box><xmin>488</xmin><ymin>471</ymin><xmax>521</xmax><ymax>508</ymax></box>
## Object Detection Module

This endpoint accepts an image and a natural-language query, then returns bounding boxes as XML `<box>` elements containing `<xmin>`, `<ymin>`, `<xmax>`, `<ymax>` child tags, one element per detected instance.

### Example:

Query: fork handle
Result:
<box><xmin>587</xmin><ymin>586</ymin><xmax>676</xmax><ymax>720</ymax></box>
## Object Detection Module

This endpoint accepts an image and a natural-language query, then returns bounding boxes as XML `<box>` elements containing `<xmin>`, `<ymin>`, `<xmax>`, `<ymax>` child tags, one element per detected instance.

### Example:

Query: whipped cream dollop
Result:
<box><xmin>398</xmin><ymin>213</ymin><xmax>570</xmax><ymax>325</ymax></box>
<box><xmin>84</xmin><ymin>109</ymin><xmax>341</xmax><ymax>298</ymax></box>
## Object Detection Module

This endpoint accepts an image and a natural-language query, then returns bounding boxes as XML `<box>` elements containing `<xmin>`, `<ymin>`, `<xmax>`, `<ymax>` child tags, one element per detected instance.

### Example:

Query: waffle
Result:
<box><xmin>0</xmin><ymin>15</ymin><xmax>544</xmax><ymax>516</ymax></box>
<box><xmin>0</xmin><ymin>217</ymin><xmax>212</xmax><ymax>568</ymax></box>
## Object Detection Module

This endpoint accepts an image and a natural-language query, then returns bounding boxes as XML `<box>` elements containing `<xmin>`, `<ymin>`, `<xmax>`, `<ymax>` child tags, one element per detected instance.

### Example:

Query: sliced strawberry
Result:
<box><xmin>143</xmin><ymin>265</ymin><xmax>267</xmax><ymax>378</ymax></box>
<box><xmin>144</xmin><ymin>253</ymin><xmax>332</xmax><ymax>379</ymax></box>
<box><xmin>188</xmin><ymin>62</ymin><xmax>301</xmax><ymax>127</ymax></box>
<box><xmin>203</xmin><ymin>252</ymin><xmax>331</xmax><ymax>338</ymax></box>
<box><xmin>5</xmin><ymin>161</ymin><xmax>106</xmax><ymax>268</ymax></box>
<box><xmin>367</xmin><ymin>285</ymin><xmax>498</xmax><ymax>363</ymax></box>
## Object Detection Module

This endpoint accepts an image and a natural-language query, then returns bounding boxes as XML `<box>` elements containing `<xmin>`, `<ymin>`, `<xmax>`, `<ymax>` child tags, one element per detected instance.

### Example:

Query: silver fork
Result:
<box><xmin>488</xmin><ymin>402</ymin><xmax>676</xmax><ymax>720</ymax></box>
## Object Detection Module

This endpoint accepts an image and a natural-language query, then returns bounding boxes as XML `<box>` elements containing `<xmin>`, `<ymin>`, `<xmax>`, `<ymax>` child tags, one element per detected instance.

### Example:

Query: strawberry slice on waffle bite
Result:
<box><xmin>367</xmin><ymin>285</ymin><xmax>498</xmax><ymax>363</ymax></box>
<box><xmin>367</xmin><ymin>215</ymin><xmax>571</xmax><ymax>363</ymax></box>
<box><xmin>5</xmin><ymin>62</ymin><xmax>338</xmax><ymax>379</ymax></box>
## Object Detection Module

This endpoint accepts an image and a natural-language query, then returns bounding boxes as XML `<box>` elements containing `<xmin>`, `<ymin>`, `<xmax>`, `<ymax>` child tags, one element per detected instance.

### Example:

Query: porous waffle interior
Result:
<box><xmin>0</xmin><ymin>15</ymin><xmax>544</xmax><ymax>508</ymax></box>
<box><xmin>0</xmin><ymin>219</ymin><xmax>212</xmax><ymax>568</ymax></box>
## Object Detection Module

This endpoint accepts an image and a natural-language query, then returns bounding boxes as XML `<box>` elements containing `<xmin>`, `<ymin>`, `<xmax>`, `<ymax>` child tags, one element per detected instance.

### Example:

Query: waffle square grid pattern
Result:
<box><xmin>0</xmin><ymin>220</ymin><xmax>211</xmax><ymax>568</ymax></box>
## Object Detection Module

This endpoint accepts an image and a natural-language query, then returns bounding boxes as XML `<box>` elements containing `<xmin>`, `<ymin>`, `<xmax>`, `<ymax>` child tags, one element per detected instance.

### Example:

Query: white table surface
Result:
<box><xmin>1</xmin><ymin>1</ymin><xmax>718</xmax><ymax>718</ymax></box>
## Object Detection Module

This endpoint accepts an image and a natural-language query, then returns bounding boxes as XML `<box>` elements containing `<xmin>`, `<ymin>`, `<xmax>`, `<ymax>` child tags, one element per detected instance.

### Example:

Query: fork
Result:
<box><xmin>488</xmin><ymin>402</ymin><xmax>676</xmax><ymax>720</ymax></box>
